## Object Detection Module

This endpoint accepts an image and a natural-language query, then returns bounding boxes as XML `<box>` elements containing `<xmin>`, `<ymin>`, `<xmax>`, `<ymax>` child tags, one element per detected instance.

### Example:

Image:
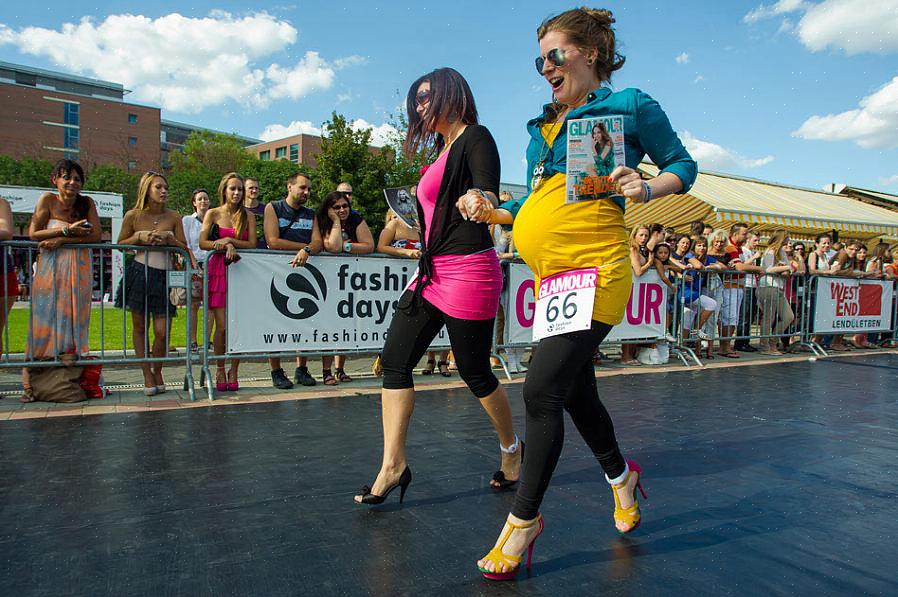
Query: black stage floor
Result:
<box><xmin>2</xmin><ymin>355</ymin><xmax>897</xmax><ymax>596</ymax></box>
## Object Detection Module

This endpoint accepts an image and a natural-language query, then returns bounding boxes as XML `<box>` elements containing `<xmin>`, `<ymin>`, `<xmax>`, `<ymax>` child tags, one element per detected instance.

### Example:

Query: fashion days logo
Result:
<box><xmin>270</xmin><ymin>264</ymin><xmax>327</xmax><ymax>320</ymax></box>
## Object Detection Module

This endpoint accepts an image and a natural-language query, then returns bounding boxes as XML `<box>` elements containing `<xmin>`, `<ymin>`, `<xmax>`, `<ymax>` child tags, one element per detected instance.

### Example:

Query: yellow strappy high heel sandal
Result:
<box><xmin>478</xmin><ymin>514</ymin><xmax>544</xmax><ymax>581</ymax></box>
<box><xmin>611</xmin><ymin>460</ymin><xmax>647</xmax><ymax>533</ymax></box>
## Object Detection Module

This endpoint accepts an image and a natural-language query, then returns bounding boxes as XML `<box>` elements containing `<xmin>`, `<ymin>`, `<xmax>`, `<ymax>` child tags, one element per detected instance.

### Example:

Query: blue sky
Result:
<box><xmin>1</xmin><ymin>1</ymin><xmax>897</xmax><ymax>192</ymax></box>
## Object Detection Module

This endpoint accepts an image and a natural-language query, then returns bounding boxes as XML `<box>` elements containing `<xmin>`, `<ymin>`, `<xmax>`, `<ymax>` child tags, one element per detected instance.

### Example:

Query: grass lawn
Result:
<box><xmin>3</xmin><ymin>306</ymin><xmax>193</xmax><ymax>354</ymax></box>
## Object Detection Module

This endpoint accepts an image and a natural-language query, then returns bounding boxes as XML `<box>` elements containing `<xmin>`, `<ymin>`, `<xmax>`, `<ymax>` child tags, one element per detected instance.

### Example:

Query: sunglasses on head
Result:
<box><xmin>337</xmin><ymin>191</ymin><xmax>353</xmax><ymax>198</ymax></box>
<box><xmin>415</xmin><ymin>89</ymin><xmax>431</xmax><ymax>107</ymax></box>
<box><xmin>535</xmin><ymin>48</ymin><xmax>568</xmax><ymax>74</ymax></box>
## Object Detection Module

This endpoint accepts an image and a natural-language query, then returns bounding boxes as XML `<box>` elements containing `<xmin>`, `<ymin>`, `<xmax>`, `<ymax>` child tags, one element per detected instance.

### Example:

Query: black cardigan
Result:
<box><xmin>410</xmin><ymin>124</ymin><xmax>500</xmax><ymax>306</ymax></box>
<box><xmin>418</xmin><ymin>124</ymin><xmax>500</xmax><ymax>257</ymax></box>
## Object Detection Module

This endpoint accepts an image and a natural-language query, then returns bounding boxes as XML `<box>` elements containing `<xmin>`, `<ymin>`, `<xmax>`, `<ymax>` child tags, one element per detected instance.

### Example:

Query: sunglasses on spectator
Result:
<box><xmin>337</xmin><ymin>191</ymin><xmax>353</xmax><ymax>198</ymax></box>
<box><xmin>333</xmin><ymin>203</ymin><xmax>351</xmax><ymax>211</ymax></box>
<box><xmin>535</xmin><ymin>48</ymin><xmax>572</xmax><ymax>74</ymax></box>
<box><xmin>415</xmin><ymin>90</ymin><xmax>431</xmax><ymax>107</ymax></box>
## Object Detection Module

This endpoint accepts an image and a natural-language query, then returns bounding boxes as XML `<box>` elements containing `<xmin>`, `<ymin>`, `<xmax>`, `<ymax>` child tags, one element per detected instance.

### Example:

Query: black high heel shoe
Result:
<box><xmin>356</xmin><ymin>466</ymin><xmax>412</xmax><ymax>505</ymax></box>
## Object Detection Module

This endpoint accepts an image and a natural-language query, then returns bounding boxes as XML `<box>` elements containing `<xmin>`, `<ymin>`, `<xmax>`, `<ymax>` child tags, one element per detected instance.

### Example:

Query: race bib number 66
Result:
<box><xmin>532</xmin><ymin>267</ymin><xmax>597</xmax><ymax>341</ymax></box>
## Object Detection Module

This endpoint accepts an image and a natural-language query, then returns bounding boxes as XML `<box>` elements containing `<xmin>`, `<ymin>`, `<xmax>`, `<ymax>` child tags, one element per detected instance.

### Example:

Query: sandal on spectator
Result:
<box><xmin>322</xmin><ymin>369</ymin><xmax>338</xmax><ymax>385</ymax></box>
<box><xmin>335</xmin><ymin>368</ymin><xmax>352</xmax><ymax>383</ymax></box>
<box><xmin>719</xmin><ymin>352</ymin><xmax>740</xmax><ymax>358</ymax></box>
<box><xmin>20</xmin><ymin>386</ymin><xmax>35</xmax><ymax>403</ymax></box>
<box><xmin>438</xmin><ymin>360</ymin><xmax>452</xmax><ymax>377</ymax></box>
<box><xmin>421</xmin><ymin>358</ymin><xmax>436</xmax><ymax>375</ymax></box>
<box><xmin>619</xmin><ymin>359</ymin><xmax>641</xmax><ymax>366</ymax></box>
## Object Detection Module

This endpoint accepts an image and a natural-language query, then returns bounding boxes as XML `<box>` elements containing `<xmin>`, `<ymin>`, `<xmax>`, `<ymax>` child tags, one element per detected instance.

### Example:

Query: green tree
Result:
<box><xmin>313</xmin><ymin>113</ymin><xmax>407</xmax><ymax>238</ymax></box>
<box><xmin>0</xmin><ymin>156</ymin><xmax>53</xmax><ymax>187</ymax></box>
<box><xmin>167</xmin><ymin>131</ymin><xmax>255</xmax><ymax>213</ymax></box>
<box><xmin>83</xmin><ymin>164</ymin><xmax>140</xmax><ymax>210</ymax></box>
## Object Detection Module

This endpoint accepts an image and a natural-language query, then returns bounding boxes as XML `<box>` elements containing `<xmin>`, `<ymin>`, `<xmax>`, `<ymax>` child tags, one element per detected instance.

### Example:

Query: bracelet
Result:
<box><xmin>301</xmin><ymin>245</ymin><xmax>312</xmax><ymax>254</ymax></box>
<box><xmin>343</xmin><ymin>241</ymin><xmax>352</xmax><ymax>253</ymax></box>
<box><xmin>641</xmin><ymin>181</ymin><xmax>653</xmax><ymax>202</ymax></box>
<box><xmin>61</xmin><ymin>227</ymin><xmax>70</xmax><ymax>237</ymax></box>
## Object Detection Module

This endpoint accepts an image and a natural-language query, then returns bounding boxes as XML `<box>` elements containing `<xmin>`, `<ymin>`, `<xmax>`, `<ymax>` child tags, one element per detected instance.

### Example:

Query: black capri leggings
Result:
<box><xmin>381</xmin><ymin>291</ymin><xmax>499</xmax><ymax>398</ymax></box>
<box><xmin>512</xmin><ymin>320</ymin><xmax>626</xmax><ymax>520</ymax></box>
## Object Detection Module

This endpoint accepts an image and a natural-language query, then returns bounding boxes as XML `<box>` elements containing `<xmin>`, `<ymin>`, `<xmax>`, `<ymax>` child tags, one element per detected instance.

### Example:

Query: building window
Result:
<box><xmin>128</xmin><ymin>160</ymin><xmax>137</xmax><ymax>172</ymax></box>
<box><xmin>128</xmin><ymin>113</ymin><xmax>138</xmax><ymax>124</ymax></box>
<box><xmin>64</xmin><ymin>103</ymin><xmax>79</xmax><ymax>126</ymax></box>
<box><xmin>259</xmin><ymin>150</ymin><xmax>270</xmax><ymax>161</ymax></box>
<box><xmin>289</xmin><ymin>144</ymin><xmax>299</xmax><ymax>163</ymax></box>
<box><xmin>129</xmin><ymin>136</ymin><xmax>138</xmax><ymax>146</ymax></box>
<box><xmin>275</xmin><ymin>146</ymin><xmax>287</xmax><ymax>159</ymax></box>
<box><xmin>64</xmin><ymin>128</ymin><xmax>79</xmax><ymax>150</ymax></box>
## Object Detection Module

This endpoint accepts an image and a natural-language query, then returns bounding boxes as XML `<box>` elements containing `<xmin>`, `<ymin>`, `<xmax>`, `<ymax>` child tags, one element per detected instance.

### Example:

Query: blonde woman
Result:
<box><xmin>199</xmin><ymin>173</ymin><xmax>256</xmax><ymax>391</ymax></box>
<box><xmin>757</xmin><ymin>229</ymin><xmax>795</xmax><ymax>355</ymax></box>
<box><xmin>117</xmin><ymin>172</ymin><xmax>193</xmax><ymax>395</ymax></box>
<box><xmin>621</xmin><ymin>224</ymin><xmax>651</xmax><ymax>364</ymax></box>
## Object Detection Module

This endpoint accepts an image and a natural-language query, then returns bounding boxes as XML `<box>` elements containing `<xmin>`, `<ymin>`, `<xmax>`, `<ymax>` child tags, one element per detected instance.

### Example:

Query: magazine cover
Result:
<box><xmin>383</xmin><ymin>185</ymin><xmax>419</xmax><ymax>230</ymax></box>
<box><xmin>565</xmin><ymin>116</ymin><xmax>625</xmax><ymax>203</ymax></box>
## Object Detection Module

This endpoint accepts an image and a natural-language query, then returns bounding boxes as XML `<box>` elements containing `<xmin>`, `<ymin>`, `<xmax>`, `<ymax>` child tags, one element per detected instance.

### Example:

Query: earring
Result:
<box><xmin>587</xmin><ymin>59</ymin><xmax>594</xmax><ymax>65</ymax></box>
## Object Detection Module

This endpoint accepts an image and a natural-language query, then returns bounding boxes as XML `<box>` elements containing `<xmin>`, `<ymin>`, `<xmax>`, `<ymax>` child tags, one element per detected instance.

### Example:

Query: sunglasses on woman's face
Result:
<box><xmin>415</xmin><ymin>89</ymin><xmax>431</xmax><ymax>107</ymax></box>
<box><xmin>535</xmin><ymin>48</ymin><xmax>567</xmax><ymax>74</ymax></box>
<box><xmin>333</xmin><ymin>203</ymin><xmax>350</xmax><ymax>211</ymax></box>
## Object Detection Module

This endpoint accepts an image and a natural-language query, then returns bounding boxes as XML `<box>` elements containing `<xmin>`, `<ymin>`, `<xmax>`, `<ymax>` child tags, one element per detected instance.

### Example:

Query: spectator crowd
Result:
<box><xmin>3</xmin><ymin>160</ymin><xmax>898</xmax><ymax>401</ymax></box>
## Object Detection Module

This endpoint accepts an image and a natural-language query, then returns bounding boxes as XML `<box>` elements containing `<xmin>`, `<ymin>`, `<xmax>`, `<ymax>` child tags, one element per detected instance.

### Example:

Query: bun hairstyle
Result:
<box><xmin>538</xmin><ymin>7</ymin><xmax>625</xmax><ymax>84</ymax></box>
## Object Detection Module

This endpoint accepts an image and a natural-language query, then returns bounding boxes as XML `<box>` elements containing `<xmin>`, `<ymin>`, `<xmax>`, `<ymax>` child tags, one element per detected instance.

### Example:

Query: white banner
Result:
<box><xmin>503</xmin><ymin>262</ymin><xmax>668</xmax><ymax>345</ymax></box>
<box><xmin>812</xmin><ymin>277</ymin><xmax>894</xmax><ymax>333</ymax></box>
<box><xmin>0</xmin><ymin>185</ymin><xmax>123</xmax><ymax>219</ymax></box>
<box><xmin>226</xmin><ymin>253</ymin><xmax>450</xmax><ymax>353</ymax></box>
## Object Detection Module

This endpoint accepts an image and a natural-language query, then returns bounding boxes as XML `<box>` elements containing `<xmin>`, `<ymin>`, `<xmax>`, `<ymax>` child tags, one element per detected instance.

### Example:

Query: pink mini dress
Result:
<box><xmin>410</xmin><ymin>152</ymin><xmax>502</xmax><ymax>320</ymax></box>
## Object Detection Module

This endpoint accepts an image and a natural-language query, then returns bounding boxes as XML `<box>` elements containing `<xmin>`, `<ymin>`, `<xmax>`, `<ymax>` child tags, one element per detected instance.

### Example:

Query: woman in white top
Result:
<box><xmin>757</xmin><ymin>229</ymin><xmax>795</xmax><ymax>355</ymax></box>
<box><xmin>182</xmin><ymin>188</ymin><xmax>211</xmax><ymax>351</ymax></box>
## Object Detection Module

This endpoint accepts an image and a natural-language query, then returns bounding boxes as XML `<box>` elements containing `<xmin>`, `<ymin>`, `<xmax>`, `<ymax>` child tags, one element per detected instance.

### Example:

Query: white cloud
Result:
<box><xmin>333</xmin><ymin>55</ymin><xmax>367</xmax><ymax>69</ymax></box>
<box><xmin>259</xmin><ymin>120</ymin><xmax>321</xmax><ymax>141</ymax></box>
<box><xmin>879</xmin><ymin>175</ymin><xmax>898</xmax><ymax>187</ymax></box>
<box><xmin>350</xmin><ymin>119</ymin><xmax>400</xmax><ymax>147</ymax></box>
<box><xmin>258</xmin><ymin>118</ymin><xmax>399</xmax><ymax>147</ymax></box>
<box><xmin>680</xmin><ymin>131</ymin><xmax>774</xmax><ymax>171</ymax></box>
<box><xmin>266</xmin><ymin>52</ymin><xmax>335</xmax><ymax>101</ymax></box>
<box><xmin>0</xmin><ymin>12</ymin><xmax>364</xmax><ymax>112</ymax></box>
<box><xmin>797</xmin><ymin>0</ymin><xmax>898</xmax><ymax>54</ymax></box>
<box><xmin>743</xmin><ymin>0</ymin><xmax>808</xmax><ymax>24</ymax></box>
<box><xmin>792</xmin><ymin>75</ymin><xmax>898</xmax><ymax>149</ymax></box>
<box><xmin>675</xmin><ymin>52</ymin><xmax>689</xmax><ymax>64</ymax></box>
<box><xmin>744</xmin><ymin>0</ymin><xmax>898</xmax><ymax>54</ymax></box>
<box><xmin>693</xmin><ymin>75</ymin><xmax>705</xmax><ymax>84</ymax></box>
<box><xmin>336</xmin><ymin>93</ymin><xmax>353</xmax><ymax>103</ymax></box>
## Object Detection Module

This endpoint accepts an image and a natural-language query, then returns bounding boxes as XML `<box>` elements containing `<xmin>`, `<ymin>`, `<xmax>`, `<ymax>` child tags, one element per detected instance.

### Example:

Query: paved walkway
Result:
<box><xmin>2</xmin><ymin>346</ymin><xmax>894</xmax><ymax>420</ymax></box>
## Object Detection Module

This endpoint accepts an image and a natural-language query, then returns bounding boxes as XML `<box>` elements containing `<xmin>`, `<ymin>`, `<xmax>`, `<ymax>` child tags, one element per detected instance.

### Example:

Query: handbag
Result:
<box><xmin>28</xmin><ymin>365</ymin><xmax>87</xmax><ymax>403</ymax></box>
<box><xmin>79</xmin><ymin>358</ymin><xmax>105</xmax><ymax>399</ymax></box>
<box><xmin>169</xmin><ymin>286</ymin><xmax>187</xmax><ymax>307</ymax></box>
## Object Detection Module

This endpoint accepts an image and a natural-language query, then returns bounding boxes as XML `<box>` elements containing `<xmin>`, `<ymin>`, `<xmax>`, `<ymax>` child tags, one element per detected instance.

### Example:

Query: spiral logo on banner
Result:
<box><xmin>270</xmin><ymin>264</ymin><xmax>328</xmax><ymax>320</ymax></box>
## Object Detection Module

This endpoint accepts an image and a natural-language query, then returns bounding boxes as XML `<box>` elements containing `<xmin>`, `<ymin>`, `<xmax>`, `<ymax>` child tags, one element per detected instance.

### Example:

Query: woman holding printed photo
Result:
<box><xmin>465</xmin><ymin>7</ymin><xmax>695</xmax><ymax>580</ymax></box>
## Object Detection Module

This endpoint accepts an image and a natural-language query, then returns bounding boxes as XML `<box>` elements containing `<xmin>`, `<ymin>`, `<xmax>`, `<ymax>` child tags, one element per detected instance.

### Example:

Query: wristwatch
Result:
<box><xmin>301</xmin><ymin>245</ymin><xmax>312</xmax><ymax>254</ymax></box>
<box><xmin>343</xmin><ymin>241</ymin><xmax>352</xmax><ymax>253</ymax></box>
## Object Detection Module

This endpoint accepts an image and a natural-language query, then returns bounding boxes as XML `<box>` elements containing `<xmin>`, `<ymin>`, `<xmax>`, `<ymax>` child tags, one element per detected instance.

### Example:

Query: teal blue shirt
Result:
<box><xmin>500</xmin><ymin>87</ymin><xmax>697</xmax><ymax>217</ymax></box>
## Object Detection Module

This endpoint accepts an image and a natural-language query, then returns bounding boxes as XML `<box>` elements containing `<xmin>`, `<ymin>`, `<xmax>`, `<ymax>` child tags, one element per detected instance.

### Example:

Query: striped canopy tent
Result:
<box><xmin>628</xmin><ymin>165</ymin><xmax>898</xmax><ymax>242</ymax></box>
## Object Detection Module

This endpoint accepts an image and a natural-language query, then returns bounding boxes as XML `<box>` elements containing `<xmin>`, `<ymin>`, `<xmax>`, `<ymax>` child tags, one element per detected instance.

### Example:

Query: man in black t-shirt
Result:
<box><xmin>263</xmin><ymin>172</ymin><xmax>323</xmax><ymax>388</ymax></box>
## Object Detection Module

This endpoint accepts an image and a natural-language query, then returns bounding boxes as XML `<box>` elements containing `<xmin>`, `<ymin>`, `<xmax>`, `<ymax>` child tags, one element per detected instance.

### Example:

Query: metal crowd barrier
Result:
<box><xmin>1</xmin><ymin>240</ymin><xmax>198</xmax><ymax>400</ymax></box>
<box><xmin>7</xmin><ymin>239</ymin><xmax>897</xmax><ymax>402</ymax></box>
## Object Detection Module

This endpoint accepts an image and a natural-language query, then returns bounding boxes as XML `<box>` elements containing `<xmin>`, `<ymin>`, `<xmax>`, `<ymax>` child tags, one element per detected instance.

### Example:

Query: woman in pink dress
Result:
<box><xmin>354</xmin><ymin>67</ymin><xmax>522</xmax><ymax>505</ymax></box>
<box><xmin>199</xmin><ymin>172</ymin><xmax>257</xmax><ymax>391</ymax></box>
